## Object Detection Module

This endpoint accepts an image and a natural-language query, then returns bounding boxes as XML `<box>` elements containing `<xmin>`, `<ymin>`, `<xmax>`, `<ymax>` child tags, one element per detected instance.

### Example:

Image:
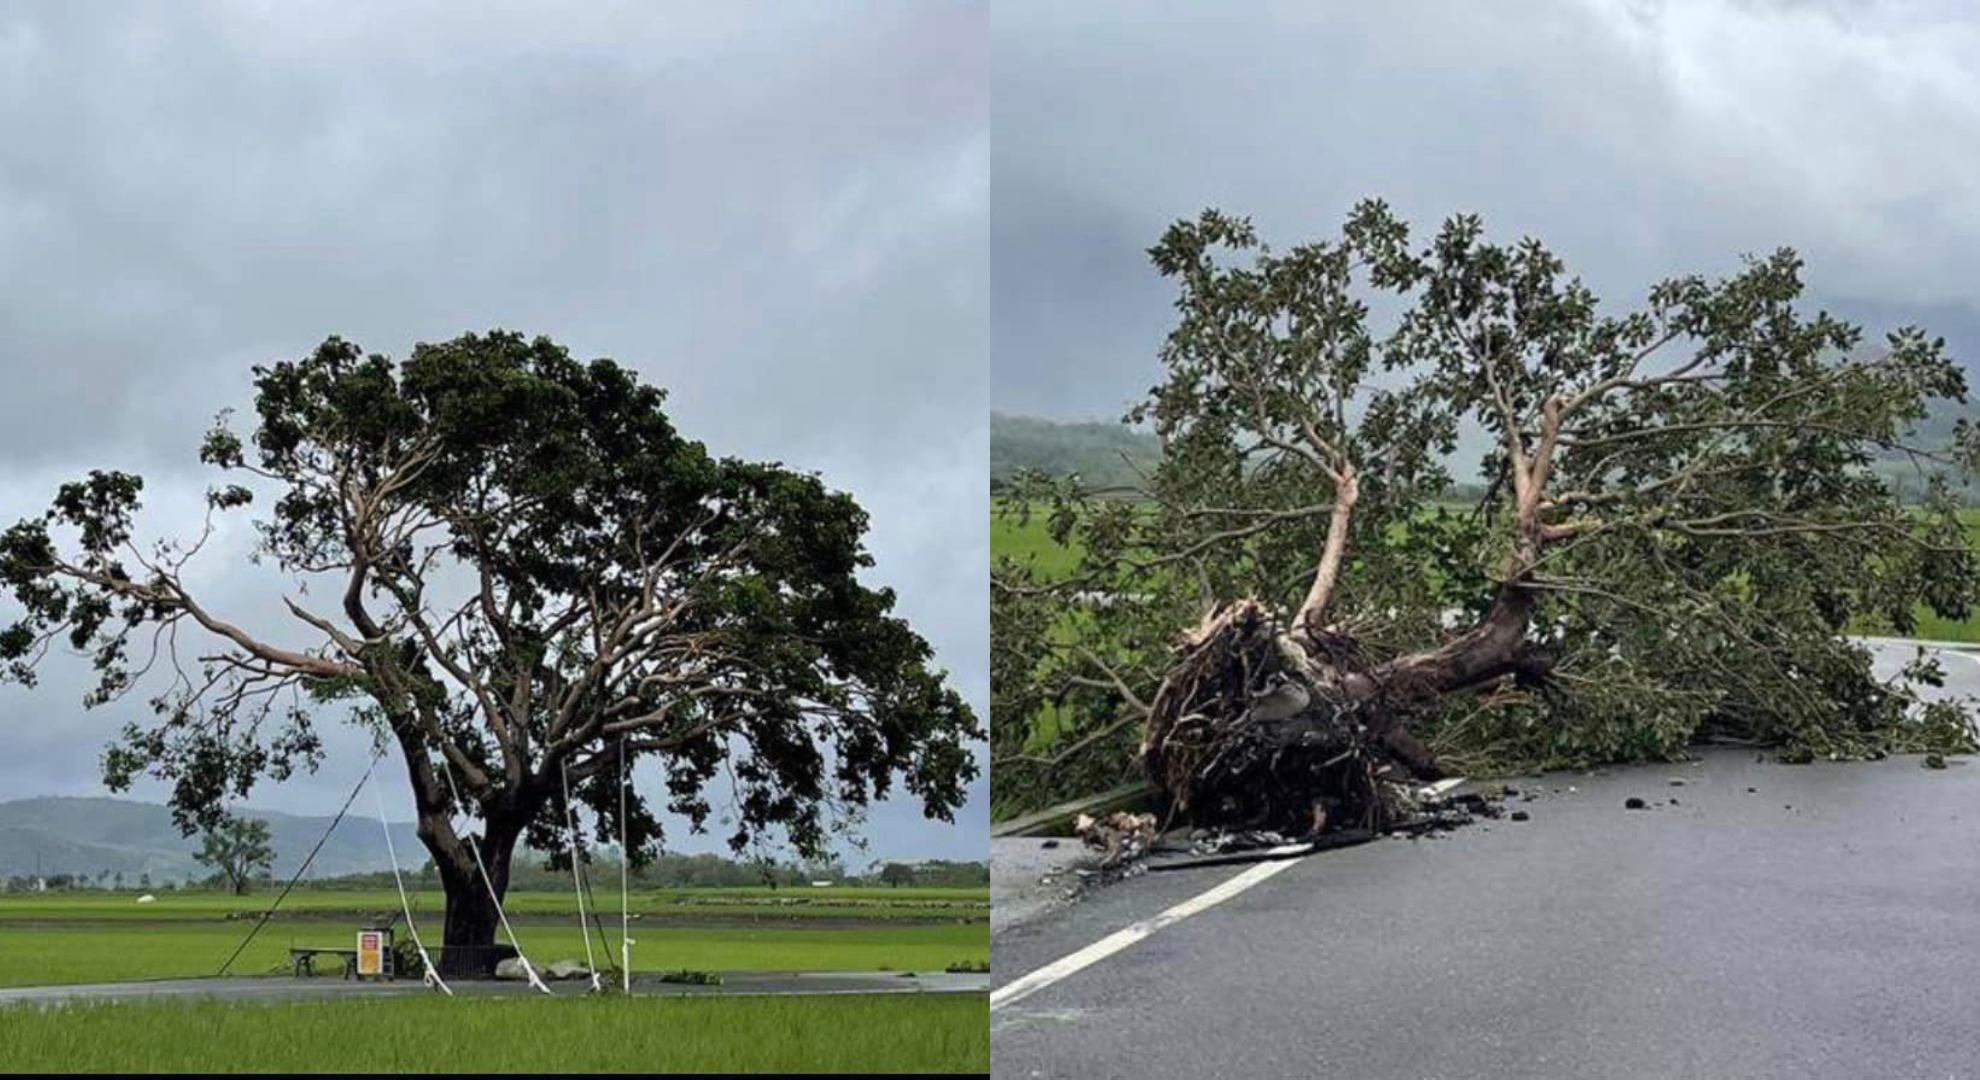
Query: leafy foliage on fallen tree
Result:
<box><xmin>991</xmin><ymin>200</ymin><xmax>1980</xmax><ymax>827</ymax></box>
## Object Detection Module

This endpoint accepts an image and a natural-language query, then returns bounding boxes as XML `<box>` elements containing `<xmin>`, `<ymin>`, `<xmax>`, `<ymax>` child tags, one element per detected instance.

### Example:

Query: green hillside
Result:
<box><xmin>0</xmin><ymin>797</ymin><xmax>420</xmax><ymax>883</ymax></box>
<box><xmin>990</xmin><ymin>412</ymin><xmax>1161</xmax><ymax>490</ymax></box>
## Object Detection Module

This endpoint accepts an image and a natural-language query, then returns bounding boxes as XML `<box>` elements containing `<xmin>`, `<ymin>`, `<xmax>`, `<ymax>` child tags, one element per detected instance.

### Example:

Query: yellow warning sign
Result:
<box><xmin>357</xmin><ymin>930</ymin><xmax>384</xmax><ymax>976</ymax></box>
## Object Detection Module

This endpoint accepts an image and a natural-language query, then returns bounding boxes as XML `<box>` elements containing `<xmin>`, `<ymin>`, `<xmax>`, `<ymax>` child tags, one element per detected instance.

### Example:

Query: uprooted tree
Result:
<box><xmin>0</xmin><ymin>331</ymin><xmax>979</xmax><ymax>976</ymax></box>
<box><xmin>992</xmin><ymin>200</ymin><xmax>1980</xmax><ymax>833</ymax></box>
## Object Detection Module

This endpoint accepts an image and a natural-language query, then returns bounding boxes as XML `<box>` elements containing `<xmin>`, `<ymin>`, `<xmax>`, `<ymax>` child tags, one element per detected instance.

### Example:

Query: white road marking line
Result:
<box><xmin>989</xmin><ymin>856</ymin><xmax>1302</xmax><ymax>1011</ymax></box>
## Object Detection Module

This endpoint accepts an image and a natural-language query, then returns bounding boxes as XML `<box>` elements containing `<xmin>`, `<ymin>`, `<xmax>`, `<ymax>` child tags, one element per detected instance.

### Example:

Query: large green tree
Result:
<box><xmin>1</xmin><ymin>331</ymin><xmax>978</xmax><ymax>975</ymax></box>
<box><xmin>194</xmin><ymin>812</ymin><xmax>274</xmax><ymax>896</ymax></box>
<box><xmin>993</xmin><ymin>201</ymin><xmax>1980</xmax><ymax>830</ymax></box>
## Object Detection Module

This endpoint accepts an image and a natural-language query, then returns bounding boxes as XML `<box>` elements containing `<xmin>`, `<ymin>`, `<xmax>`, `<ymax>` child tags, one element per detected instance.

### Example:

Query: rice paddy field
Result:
<box><xmin>0</xmin><ymin>886</ymin><xmax>989</xmax><ymax>988</ymax></box>
<box><xmin>0</xmin><ymin>884</ymin><xmax>989</xmax><ymax>1072</ymax></box>
<box><xmin>0</xmin><ymin>994</ymin><xmax>989</xmax><ymax>1074</ymax></box>
<box><xmin>0</xmin><ymin>884</ymin><xmax>987</xmax><ymax>923</ymax></box>
<box><xmin>991</xmin><ymin>503</ymin><xmax>1088</xmax><ymax>579</ymax></box>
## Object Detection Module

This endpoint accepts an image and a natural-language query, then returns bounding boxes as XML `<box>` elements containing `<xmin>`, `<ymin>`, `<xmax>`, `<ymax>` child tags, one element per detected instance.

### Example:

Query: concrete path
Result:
<box><xmin>0</xmin><ymin>969</ymin><xmax>989</xmax><ymax>1008</ymax></box>
<box><xmin>990</xmin><ymin>641</ymin><xmax>1980</xmax><ymax>1079</ymax></box>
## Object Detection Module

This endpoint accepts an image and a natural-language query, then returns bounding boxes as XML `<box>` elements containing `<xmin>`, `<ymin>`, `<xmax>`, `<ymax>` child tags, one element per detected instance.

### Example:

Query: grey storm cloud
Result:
<box><xmin>0</xmin><ymin>1</ymin><xmax>986</xmax><ymax>863</ymax></box>
<box><xmin>992</xmin><ymin>0</ymin><xmax>1980</xmax><ymax>423</ymax></box>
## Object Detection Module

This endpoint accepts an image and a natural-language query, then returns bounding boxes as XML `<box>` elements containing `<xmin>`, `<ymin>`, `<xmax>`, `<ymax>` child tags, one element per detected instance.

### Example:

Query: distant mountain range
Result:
<box><xmin>1874</xmin><ymin>397</ymin><xmax>1980</xmax><ymax>502</ymax></box>
<box><xmin>0</xmin><ymin>797</ymin><xmax>420</xmax><ymax>884</ymax></box>
<box><xmin>993</xmin><ymin>406</ymin><xmax>1980</xmax><ymax>505</ymax></box>
<box><xmin>990</xmin><ymin>412</ymin><xmax>1162</xmax><ymax>491</ymax></box>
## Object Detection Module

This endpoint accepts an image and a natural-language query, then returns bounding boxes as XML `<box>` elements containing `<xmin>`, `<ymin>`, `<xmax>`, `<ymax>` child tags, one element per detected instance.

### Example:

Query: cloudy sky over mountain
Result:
<box><xmin>993</xmin><ymin>0</ymin><xmax>1980</xmax><ymax>424</ymax></box>
<box><xmin>0</xmin><ymin>2</ymin><xmax>986</xmax><ymax>863</ymax></box>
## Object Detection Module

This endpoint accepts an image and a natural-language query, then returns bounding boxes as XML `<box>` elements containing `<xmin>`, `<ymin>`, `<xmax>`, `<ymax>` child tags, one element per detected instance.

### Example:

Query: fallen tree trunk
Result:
<box><xmin>1139</xmin><ymin>589</ymin><xmax>1548</xmax><ymax>836</ymax></box>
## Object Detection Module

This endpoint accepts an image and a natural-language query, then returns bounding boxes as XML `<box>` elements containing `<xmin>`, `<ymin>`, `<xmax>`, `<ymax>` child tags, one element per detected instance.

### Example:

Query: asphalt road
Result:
<box><xmin>0</xmin><ymin>969</ymin><xmax>989</xmax><ymax>1007</ymax></box>
<box><xmin>991</xmin><ymin>643</ymin><xmax>1980</xmax><ymax>1079</ymax></box>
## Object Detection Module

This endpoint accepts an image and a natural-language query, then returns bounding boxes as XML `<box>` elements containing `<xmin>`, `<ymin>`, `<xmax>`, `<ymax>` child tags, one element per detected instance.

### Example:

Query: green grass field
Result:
<box><xmin>0</xmin><ymin>921</ymin><xmax>988</xmax><ymax>988</ymax></box>
<box><xmin>1846</xmin><ymin>507</ymin><xmax>1980</xmax><ymax>642</ymax></box>
<box><xmin>991</xmin><ymin>504</ymin><xmax>1087</xmax><ymax>578</ymax></box>
<box><xmin>0</xmin><ymin>888</ymin><xmax>988</xmax><ymax>1072</ymax></box>
<box><xmin>0</xmin><ymin>885</ymin><xmax>987</xmax><ymax>924</ymax></box>
<box><xmin>0</xmin><ymin>885</ymin><xmax>989</xmax><ymax>988</ymax></box>
<box><xmin>0</xmin><ymin>994</ymin><xmax>988</xmax><ymax>1074</ymax></box>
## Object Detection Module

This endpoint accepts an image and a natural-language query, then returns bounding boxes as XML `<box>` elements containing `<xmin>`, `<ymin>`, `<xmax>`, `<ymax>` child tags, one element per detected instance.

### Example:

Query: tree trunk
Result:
<box><xmin>436</xmin><ymin>874</ymin><xmax>504</xmax><ymax>979</ymax></box>
<box><xmin>424</xmin><ymin>811</ymin><xmax>522</xmax><ymax>980</ymax></box>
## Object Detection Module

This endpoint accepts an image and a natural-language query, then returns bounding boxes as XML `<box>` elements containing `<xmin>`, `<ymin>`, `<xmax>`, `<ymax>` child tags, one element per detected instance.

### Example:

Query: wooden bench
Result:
<box><xmin>289</xmin><ymin>946</ymin><xmax>361</xmax><ymax>979</ymax></box>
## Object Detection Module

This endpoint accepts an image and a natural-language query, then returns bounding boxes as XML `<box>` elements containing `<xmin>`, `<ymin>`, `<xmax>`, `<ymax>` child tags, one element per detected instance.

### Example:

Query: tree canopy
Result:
<box><xmin>194</xmin><ymin>813</ymin><xmax>273</xmax><ymax>896</ymax></box>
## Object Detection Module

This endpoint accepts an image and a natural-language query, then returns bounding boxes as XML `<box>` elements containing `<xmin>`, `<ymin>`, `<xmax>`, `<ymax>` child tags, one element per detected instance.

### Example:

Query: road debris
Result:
<box><xmin>1074</xmin><ymin>811</ymin><xmax>1159</xmax><ymax>867</ymax></box>
<box><xmin>1138</xmin><ymin>781</ymin><xmax>1517</xmax><ymax>871</ymax></box>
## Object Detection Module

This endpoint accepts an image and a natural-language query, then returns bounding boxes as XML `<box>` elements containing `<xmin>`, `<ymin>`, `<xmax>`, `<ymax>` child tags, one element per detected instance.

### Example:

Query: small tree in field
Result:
<box><xmin>1</xmin><ymin>330</ymin><xmax>980</xmax><ymax>975</ymax></box>
<box><xmin>194</xmin><ymin>813</ymin><xmax>273</xmax><ymax>895</ymax></box>
<box><xmin>878</xmin><ymin>861</ymin><xmax>917</xmax><ymax>888</ymax></box>
<box><xmin>992</xmin><ymin>201</ymin><xmax>1980</xmax><ymax>829</ymax></box>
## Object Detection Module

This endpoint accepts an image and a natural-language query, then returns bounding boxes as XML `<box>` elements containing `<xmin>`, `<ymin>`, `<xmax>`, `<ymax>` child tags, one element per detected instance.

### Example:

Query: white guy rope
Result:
<box><xmin>619</xmin><ymin>737</ymin><xmax>632</xmax><ymax>995</ymax></box>
<box><xmin>437</xmin><ymin>755</ymin><xmax>552</xmax><ymax>995</ymax></box>
<box><xmin>559</xmin><ymin>759</ymin><xmax>602</xmax><ymax>993</ymax></box>
<box><xmin>215</xmin><ymin>745</ymin><xmax>385</xmax><ymax>977</ymax></box>
<box><xmin>368</xmin><ymin>759</ymin><xmax>451</xmax><ymax>995</ymax></box>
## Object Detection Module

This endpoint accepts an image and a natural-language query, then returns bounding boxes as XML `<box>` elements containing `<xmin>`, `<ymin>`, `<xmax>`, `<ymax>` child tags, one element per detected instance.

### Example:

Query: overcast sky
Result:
<box><xmin>0</xmin><ymin>2</ymin><xmax>986</xmax><ymax>865</ymax></box>
<box><xmin>993</xmin><ymin>0</ymin><xmax>1980</xmax><ymax>426</ymax></box>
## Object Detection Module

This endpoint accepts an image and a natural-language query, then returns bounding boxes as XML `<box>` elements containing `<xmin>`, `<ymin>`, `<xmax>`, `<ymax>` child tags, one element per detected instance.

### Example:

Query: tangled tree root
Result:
<box><xmin>1139</xmin><ymin>599</ymin><xmax>1438</xmax><ymax>836</ymax></box>
<box><xmin>1073</xmin><ymin>811</ymin><xmax>1158</xmax><ymax>867</ymax></box>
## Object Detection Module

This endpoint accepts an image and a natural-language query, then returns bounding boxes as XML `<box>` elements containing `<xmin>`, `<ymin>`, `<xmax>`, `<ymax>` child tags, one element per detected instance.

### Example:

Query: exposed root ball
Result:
<box><xmin>1139</xmin><ymin>599</ymin><xmax>1417</xmax><ymax>835</ymax></box>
